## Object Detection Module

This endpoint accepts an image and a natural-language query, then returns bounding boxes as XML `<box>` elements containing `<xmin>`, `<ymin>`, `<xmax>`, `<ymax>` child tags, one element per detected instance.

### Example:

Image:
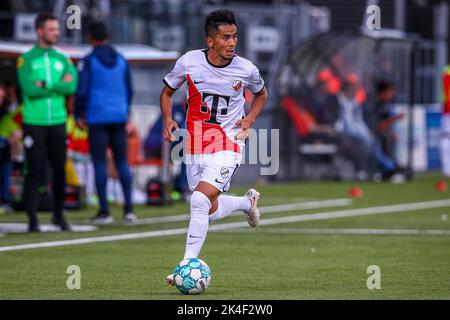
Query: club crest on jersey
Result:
<box><xmin>220</xmin><ymin>167</ymin><xmax>230</xmax><ymax>178</ymax></box>
<box><xmin>232</xmin><ymin>80</ymin><xmax>242</xmax><ymax>91</ymax></box>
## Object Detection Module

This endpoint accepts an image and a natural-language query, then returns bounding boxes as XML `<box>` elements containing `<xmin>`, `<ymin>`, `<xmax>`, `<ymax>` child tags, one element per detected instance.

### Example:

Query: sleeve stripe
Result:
<box><xmin>252</xmin><ymin>85</ymin><xmax>265</xmax><ymax>95</ymax></box>
<box><xmin>163</xmin><ymin>78</ymin><xmax>177</xmax><ymax>91</ymax></box>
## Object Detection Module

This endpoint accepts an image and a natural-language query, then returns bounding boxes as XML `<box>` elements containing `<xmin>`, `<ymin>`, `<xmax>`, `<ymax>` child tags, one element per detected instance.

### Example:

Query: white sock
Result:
<box><xmin>209</xmin><ymin>195</ymin><xmax>251</xmax><ymax>223</ymax></box>
<box><xmin>184</xmin><ymin>191</ymin><xmax>211</xmax><ymax>259</ymax></box>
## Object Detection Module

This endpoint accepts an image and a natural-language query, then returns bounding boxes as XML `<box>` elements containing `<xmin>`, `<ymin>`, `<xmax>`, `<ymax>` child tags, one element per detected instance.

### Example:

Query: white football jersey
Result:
<box><xmin>163</xmin><ymin>49</ymin><xmax>264</xmax><ymax>154</ymax></box>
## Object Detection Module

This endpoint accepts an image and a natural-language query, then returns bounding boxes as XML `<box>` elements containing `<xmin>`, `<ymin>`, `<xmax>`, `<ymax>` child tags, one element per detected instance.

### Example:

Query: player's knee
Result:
<box><xmin>190</xmin><ymin>191</ymin><xmax>212</xmax><ymax>212</ymax></box>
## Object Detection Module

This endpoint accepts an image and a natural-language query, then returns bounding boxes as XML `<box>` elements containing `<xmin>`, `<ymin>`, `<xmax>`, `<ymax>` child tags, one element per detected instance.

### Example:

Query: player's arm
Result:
<box><xmin>377</xmin><ymin>113</ymin><xmax>405</xmax><ymax>131</ymax></box>
<box><xmin>74</xmin><ymin>58</ymin><xmax>90</xmax><ymax>129</ymax></box>
<box><xmin>235</xmin><ymin>87</ymin><xmax>268</xmax><ymax>140</ymax></box>
<box><xmin>160</xmin><ymin>53</ymin><xmax>187</xmax><ymax>142</ymax></box>
<box><xmin>50</xmin><ymin>57</ymin><xmax>78</xmax><ymax>95</ymax></box>
<box><xmin>17</xmin><ymin>55</ymin><xmax>51</xmax><ymax>98</ymax></box>
<box><xmin>124</xmin><ymin>59</ymin><xmax>134</xmax><ymax>116</ymax></box>
<box><xmin>236</xmin><ymin>64</ymin><xmax>268</xmax><ymax>138</ymax></box>
<box><xmin>243</xmin><ymin>87</ymin><xmax>267</xmax><ymax>128</ymax></box>
<box><xmin>160</xmin><ymin>85</ymin><xmax>179</xmax><ymax>142</ymax></box>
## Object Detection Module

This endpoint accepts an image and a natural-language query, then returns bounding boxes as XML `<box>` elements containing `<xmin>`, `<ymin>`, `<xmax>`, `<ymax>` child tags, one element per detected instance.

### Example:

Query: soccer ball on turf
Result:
<box><xmin>172</xmin><ymin>258</ymin><xmax>211</xmax><ymax>294</ymax></box>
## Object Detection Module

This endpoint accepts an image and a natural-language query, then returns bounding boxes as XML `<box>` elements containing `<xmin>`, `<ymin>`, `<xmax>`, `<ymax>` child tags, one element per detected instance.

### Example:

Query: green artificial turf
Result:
<box><xmin>0</xmin><ymin>173</ymin><xmax>449</xmax><ymax>299</ymax></box>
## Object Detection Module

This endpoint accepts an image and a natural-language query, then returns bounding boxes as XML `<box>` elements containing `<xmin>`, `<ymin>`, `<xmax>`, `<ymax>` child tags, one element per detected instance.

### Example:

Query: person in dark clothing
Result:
<box><xmin>144</xmin><ymin>104</ymin><xmax>185</xmax><ymax>159</ymax></box>
<box><xmin>375</xmin><ymin>81</ymin><xmax>404</xmax><ymax>160</ymax></box>
<box><xmin>75</xmin><ymin>21</ymin><xmax>136</xmax><ymax>224</ymax></box>
<box><xmin>18</xmin><ymin>13</ymin><xmax>78</xmax><ymax>232</ymax></box>
<box><xmin>0</xmin><ymin>82</ymin><xmax>13</xmax><ymax>213</ymax></box>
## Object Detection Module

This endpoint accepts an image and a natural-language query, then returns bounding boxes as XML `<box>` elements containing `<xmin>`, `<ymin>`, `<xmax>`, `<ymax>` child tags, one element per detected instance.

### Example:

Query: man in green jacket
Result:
<box><xmin>17</xmin><ymin>12</ymin><xmax>78</xmax><ymax>232</ymax></box>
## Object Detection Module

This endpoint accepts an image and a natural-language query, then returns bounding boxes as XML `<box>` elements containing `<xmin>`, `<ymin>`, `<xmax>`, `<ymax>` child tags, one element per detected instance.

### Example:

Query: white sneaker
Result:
<box><xmin>245</xmin><ymin>188</ymin><xmax>260</xmax><ymax>227</ymax></box>
<box><xmin>90</xmin><ymin>212</ymin><xmax>114</xmax><ymax>225</ymax></box>
<box><xmin>124</xmin><ymin>212</ymin><xmax>138</xmax><ymax>224</ymax></box>
<box><xmin>165</xmin><ymin>274</ymin><xmax>175</xmax><ymax>287</ymax></box>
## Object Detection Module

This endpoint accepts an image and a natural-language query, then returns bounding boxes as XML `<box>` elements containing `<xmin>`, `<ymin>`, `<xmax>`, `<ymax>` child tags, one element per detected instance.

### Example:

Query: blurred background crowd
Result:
<box><xmin>0</xmin><ymin>0</ymin><xmax>448</xmax><ymax>216</ymax></box>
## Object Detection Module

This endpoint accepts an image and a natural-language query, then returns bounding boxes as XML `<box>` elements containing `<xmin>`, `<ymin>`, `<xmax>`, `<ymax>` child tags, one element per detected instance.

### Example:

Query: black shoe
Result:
<box><xmin>28</xmin><ymin>222</ymin><xmax>41</xmax><ymax>233</ymax></box>
<box><xmin>52</xmin><ymin>217</ymin><xmax>71</xmax><ymax>232</ymax></box>
<box><xmin>90</xmin><ymin>211</ymin><xmax>114</xmax><ymax>225</ymax></box>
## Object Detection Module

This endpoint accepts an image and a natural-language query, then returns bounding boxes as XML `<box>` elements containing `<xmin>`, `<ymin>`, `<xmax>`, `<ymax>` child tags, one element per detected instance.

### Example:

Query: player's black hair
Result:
<box><xmin>35</xmin><ymin>12</ymin><xmax>58</xmax><ymax>30</ymax></box>
<box><xmin>88</xmin><ymin>21</ymin><xmax>110</xmax><ymax>41</ymax></box>
<box><xmin>376</xmin><ymin>80</ymin><xmax>395</xmax><ymax>94</ymax></box>
<box><xmin>204</xmin><ymin>9</ymin><xmax>237</xmax><ymax>37</ymax></box>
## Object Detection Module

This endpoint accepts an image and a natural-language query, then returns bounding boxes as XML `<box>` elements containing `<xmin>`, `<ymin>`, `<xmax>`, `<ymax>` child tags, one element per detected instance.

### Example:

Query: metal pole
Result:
<box><xmin>394</xmin><ymin>0</ymin><xmax>406</xmax><ymax>31</ymax></box>
<box><xmin>408</xmin><ymin>41</ymin><xmax>418</xmax><ymax>180</ymax></box>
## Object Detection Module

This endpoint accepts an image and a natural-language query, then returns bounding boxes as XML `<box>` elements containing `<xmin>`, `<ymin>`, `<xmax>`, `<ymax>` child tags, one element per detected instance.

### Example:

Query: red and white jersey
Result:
<box><xmin>163</xmin><ymin>49</ymin><xmax>265</xmax><ymax>154</ymax></box>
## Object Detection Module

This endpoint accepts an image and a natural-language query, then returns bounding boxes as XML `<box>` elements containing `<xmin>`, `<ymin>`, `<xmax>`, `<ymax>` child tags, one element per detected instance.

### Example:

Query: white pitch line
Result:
<box><xmin>131</xmin><ymin>214</ymin><xmax>189</xmax><ymax>225</ymax></box>
<box><xmin>131</xmin><ymin>198</ymin><xmax>352</xmax><ymax>225</ymax></box>
<box><xmin>218</xmin><ymin>227</ymin><xmax>450</xmax><ymax>236</ymax></box>
<box><xmin>0</xmin><ymin>223</ymin><xmax>98</xmax><ymax>233</ymax></box>
<box><xmin>1</xmin><ymin>199</ymin><xmax>450</xmax><ymax>252</ymax></box>
<box><xmin>0</xmin><ymin>228</ymin><xmax>188</xmax><ymax>252</ymax></box>
<box><xmin>261</xmin><ymin>198</ymin><xmax>352</xmax><ymax>214</ymax></box>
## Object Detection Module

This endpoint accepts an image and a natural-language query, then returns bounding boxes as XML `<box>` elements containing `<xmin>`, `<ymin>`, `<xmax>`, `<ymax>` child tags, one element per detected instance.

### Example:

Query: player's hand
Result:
<box><xmin>76</xmin><ymin>117</ymin><xmax>87</xmax><ymax>130</ymax></box>
<box><xmin>62</xmin><ymin>74</ymin><xmax>74</xmax><ymax>82</ymax></box>
<box><xmin>235</xmin><ymin>117</ymin><xmax>255</xmax><ymax>140</ymax></box>
<box><xmin>125</xmin><ymin>122</ymin><xmax>135</xmax><ymax>136</ymax></box>
<box><xmin>163</xmin><ymin>119</ymin><xmax>179</xmax><ymax>142</ymax></box>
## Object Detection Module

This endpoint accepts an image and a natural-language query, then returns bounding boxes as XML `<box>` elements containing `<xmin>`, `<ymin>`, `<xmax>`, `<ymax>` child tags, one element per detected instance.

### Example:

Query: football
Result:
<box><xmin>172</xmin><ymin>258</ymin><xmax>212</xmax><ymax>294</ymax></box>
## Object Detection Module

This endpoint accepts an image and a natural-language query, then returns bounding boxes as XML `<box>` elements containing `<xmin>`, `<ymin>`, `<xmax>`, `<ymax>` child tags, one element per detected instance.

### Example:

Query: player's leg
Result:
<box><xmin>88</xmin><ymin>124</ymin><xmax>113</xmax><ymax>223</ymax></box>
<box><xmin>47</xmin><ymin>124</ymin><xmax>70</xmax><ymax>231</ymax></box>
<box><xmin>0</xmin><ymin>141</ymin><xmax>12</xmax><ymax>206</ymax></box>
<box><xmin>166</xmin><ymin>155</ymin><xmax>218</xmax><ymax>284</ymax></box>
<box><xmin>109</xmin><ymin>123</ymin><xmax>136</xmax><ymax>223</ymax></box>
<box><xmin>22</xmin><ymin>124</ymin><xmax>47</xmax><ymax>232</ymax></box>
<box><xmin>208</xmin><ymin>191</ymin><xmax>261</xmax><ymax>225</ymax></box>
<box><xmin>203</xmin><ymin>151</ymin><xmax>261</xmax><ymax>227</ymax></box>
<box><xmin>183</xmin><ymin>181</ymin><xmax>219</xmax><ymax>260</ymax></box>
<box><xmin>207</xmin><ymin>165</ymin><xmax>251</xmax><ymax>223</ymax></box>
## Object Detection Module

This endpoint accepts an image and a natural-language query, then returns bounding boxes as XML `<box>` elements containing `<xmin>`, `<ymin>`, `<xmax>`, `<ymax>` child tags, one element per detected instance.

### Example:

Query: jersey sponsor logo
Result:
<box><xmin>184</xmin><ymin>74</ymin><xmax>240</xmax><ymax>154</ymax></box>
<box><xmin>194</xmin><ymin>79</ymin><xmax>205</xmax><ymax>84</ymax></box>
<box><xmin>201</xmin><ymin>92</ymin><xmax>230</xmax><ymax>125</ymax></box>
<box><xmin>232</xmin><ymin>80</ymin><xmax>242</xmax><ymax>91</ymax></box>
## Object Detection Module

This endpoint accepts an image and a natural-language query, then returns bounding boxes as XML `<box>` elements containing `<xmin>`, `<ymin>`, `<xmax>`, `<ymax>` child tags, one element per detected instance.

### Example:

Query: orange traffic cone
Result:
<box><xmin>435</xmin><ymin>181</ymin><xmax>448</xmax><ymax>192</ymax></box>
<box><xmin>349</xmin><ymin>187</ymin><xmax>363</xmax><ymax>198</ymax></box>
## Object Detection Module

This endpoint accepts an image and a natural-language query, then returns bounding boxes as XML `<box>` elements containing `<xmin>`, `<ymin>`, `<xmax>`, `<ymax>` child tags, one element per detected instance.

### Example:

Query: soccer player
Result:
<box><xmin>161</xmin><ymin>9</ymin><xmax>268</xmax><ymax>285</ymax></box>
